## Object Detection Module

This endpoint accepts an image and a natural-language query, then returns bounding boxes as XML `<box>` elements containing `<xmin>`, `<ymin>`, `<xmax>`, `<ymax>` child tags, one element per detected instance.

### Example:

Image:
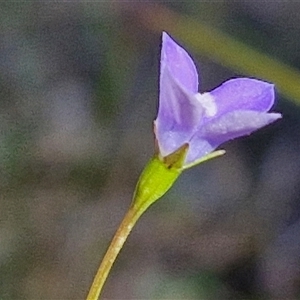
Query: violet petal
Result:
<box><xmin>161</xmin><ymin>32</ymin><xmax>198</xmax><ymax>93</ymax></box>
<box><xmin>209</xmin><ymin>78</ymin><xmax>275</xmax><ymax>118</ymax></box>
<box><xmin>155</xmin><ymin>68</ymin><xmax>203</xmax><ymax>156</ymax></box>
<box><xmin>186</xmin><ymin>110</ymin><xmax>281</xmax><ymax>164</ymax></box>
<box><xmin>156</xmin><ymin>34</ymin><xmax>203</xmax><ymax>157</ymax></box>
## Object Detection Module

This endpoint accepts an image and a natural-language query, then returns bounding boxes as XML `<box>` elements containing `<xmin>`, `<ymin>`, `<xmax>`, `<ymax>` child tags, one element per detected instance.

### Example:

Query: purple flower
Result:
<box><xmin>154</xmin><ymin>32</ymin><xmax>281</xmax><ymax>166</ymax></box>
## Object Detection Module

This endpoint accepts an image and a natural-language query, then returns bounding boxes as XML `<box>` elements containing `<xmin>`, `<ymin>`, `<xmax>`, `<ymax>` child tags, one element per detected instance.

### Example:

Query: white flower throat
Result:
<box><xmin>195</xmin><ymin>92</ymin><xmax>217</xmax><ymax>117</ymax></box>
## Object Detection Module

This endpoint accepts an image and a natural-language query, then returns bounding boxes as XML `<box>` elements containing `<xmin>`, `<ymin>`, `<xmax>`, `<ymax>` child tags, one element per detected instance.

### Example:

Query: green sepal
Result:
<box><xmin>131</xmin><ymin>144</ymin><xmax>188</xmax><ymax>212</ymax></box>
<box><xmin>131</xmin><ymin>145</ymin><xmax>225</xmax><ymax>214</ymax></box>
<box><xmin>182</xmin><ymin>149</ymin><xmax>226</xmax><ymax>170</ymax></box>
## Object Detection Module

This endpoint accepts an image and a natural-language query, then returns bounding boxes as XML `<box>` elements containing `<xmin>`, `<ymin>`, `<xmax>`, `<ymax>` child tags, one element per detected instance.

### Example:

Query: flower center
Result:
<box><xmin>195</xmin><ymin>93</ymin><xmax>217</xmax><ymax>117</ymax></box>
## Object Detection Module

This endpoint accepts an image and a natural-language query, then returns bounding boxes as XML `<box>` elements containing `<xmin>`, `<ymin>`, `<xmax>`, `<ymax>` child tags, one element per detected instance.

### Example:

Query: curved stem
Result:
<box><xmin>86</xmin><ymin>206</ymin><xmax>144</xmax><ymax>300</ymax></box>
<box><xmin>86</xmin><ymin>156</ymin><xmax>180</xmax><ymax>299</ymax></box>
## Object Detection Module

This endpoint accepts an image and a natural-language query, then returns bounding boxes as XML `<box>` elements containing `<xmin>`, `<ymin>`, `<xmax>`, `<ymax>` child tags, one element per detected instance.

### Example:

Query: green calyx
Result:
<box><xmin>131</xmin><ymin>144</ymin><xmax>188</xmax><ymax>213</ymax></box>
<box><xmin>131</xmin><ymin>143</ymin><xmax>225</xmax><ymax>214</ymax></box>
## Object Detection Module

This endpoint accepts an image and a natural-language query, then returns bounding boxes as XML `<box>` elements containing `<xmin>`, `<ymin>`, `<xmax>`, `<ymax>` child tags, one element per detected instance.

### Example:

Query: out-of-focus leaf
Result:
<box><xmin>139</xmin><ymin>4</ymin><xmax>300</xmax><ymax>104</ymax></box>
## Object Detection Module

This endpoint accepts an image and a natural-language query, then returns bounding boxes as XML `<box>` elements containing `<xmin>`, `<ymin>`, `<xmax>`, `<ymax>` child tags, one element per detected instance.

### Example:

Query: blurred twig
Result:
<box><xmin>138</xmin><ymin>4</ymin><xmax>300</xmax><ymax>104</ymax></box>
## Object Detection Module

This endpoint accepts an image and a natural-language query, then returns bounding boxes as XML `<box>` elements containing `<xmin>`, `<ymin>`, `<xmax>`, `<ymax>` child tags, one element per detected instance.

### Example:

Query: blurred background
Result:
<box><xmin>0</xmin><ymin>2</ymin><xmax>299</xmax><ymax>299</ymax></box>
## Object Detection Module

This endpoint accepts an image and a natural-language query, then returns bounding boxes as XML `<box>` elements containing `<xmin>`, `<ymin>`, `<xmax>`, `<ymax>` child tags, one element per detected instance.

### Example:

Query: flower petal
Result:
<box><xmin>161</xmin><ymin>32</ymin><xmax>198</xmax><ymax>93</ymax></box>
<box><xmin>155</xmin><ymin>67</ymin><xmax>203</xmax><ymax>157</ymax></box>
<box><xmin>184</xmin><ymin>137</ymin><xmax>215</xmax><ymax>164</ymax></box>
<box><xmin>209</xmin><ymin>78</ymin><xmax>275</xmax><ymax>118</ymax></box>
<box><xmin>202</xmin><ymin>110</ymin><xmax>281</xmax><ymax>140</ymax></box>
<box><xmin>186</xmin><ymin>110</ymin><xmax>281</xmax><ymax>164</ymax></box>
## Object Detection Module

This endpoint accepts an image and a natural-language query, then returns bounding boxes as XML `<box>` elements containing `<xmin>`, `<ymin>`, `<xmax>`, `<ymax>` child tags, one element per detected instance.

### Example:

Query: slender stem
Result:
<box><xmin>86</xmin><ymin>205</ymin><xmax>144</xmax><ymax>300</ymax></box>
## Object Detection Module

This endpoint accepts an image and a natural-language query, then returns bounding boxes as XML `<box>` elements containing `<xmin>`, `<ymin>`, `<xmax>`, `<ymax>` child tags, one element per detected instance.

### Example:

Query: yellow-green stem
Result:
<box><xmin>86</xmin><ymin>155</ymin><xmax>184</xmax><ymax>300</ymax></box>
<box><xmin>86</xmin><ymin>205</ymin><xmax>144</xmax><ymax>300</ymax></box>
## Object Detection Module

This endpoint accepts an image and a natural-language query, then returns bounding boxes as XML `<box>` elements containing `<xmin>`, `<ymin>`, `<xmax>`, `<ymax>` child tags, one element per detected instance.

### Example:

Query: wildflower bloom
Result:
<box><xmin>154</xmin><ymin>32</ymin><xmax>281</xmax><ymax>166</ymax></box>
<box><xmin>85</xmin><ymin>34</ymin><xmax>282</xmax><ymax>300</ymax></box>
